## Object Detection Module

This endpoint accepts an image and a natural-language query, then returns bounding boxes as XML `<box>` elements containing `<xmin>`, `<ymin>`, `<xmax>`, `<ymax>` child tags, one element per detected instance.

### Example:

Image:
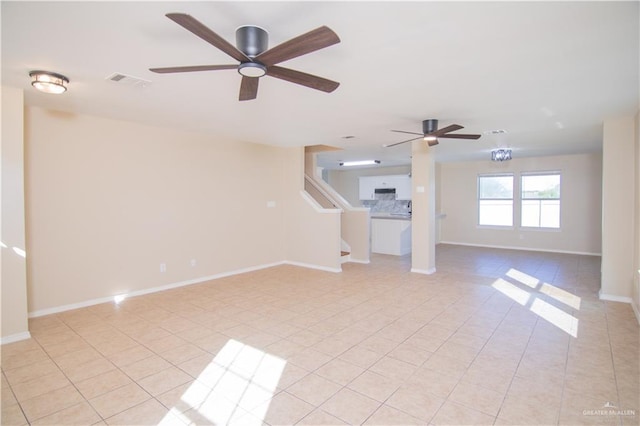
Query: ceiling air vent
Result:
<box><xmin>106</xmin><ymin>72</ymin><xmax>150</xmax><ymax>88</ymax></box>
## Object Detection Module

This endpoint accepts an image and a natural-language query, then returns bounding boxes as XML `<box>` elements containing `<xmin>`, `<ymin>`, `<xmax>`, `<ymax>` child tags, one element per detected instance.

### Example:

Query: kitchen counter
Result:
<box><xmin>371</xmin><ymin>216</ymin><xmax>412</xmax><ymax>255</ymax></box>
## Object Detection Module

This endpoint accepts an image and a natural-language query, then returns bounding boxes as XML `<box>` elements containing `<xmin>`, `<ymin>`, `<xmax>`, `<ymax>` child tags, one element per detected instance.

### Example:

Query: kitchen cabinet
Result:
<box><xmin>358</xmin><ymin>176</ymin><xmax>377</xmax><ymax>200</ymax></box>
<box><xmin>358</xmin><ymin>175</ymin><xmax>412</xmax><ymax>200</ymax></box>
<box><xmin>371</xmin><ymin>218</ymin><xmax>412</xmax><ymax>255</ymax></box>
<box><xmin>393</xmin><ymin>175</ymin><xmax>412</xmax><ymax>200</ymax></box>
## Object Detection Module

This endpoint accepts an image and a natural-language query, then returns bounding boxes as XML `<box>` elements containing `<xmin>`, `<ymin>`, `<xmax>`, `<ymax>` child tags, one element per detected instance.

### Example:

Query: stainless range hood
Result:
<box><xmin>374</xmin><ymin>188</ymin><xmax>396</xmax><ymax>194</ymax></box>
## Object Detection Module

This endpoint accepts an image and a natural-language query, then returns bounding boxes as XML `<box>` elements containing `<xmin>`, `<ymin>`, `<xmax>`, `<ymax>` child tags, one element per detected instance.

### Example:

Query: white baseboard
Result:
<box><xmin>598</xmin><ymin>290</ymin><xmax>633</xmax><ymax>304</ymax></box>
<box><xmin>1</xmin><ymin>331</ymin><xmax>32</xmax><ymax>345</ymax></box>
<box><xmin>438</xmin><ymin>241</ymin><xmax>601</xmax><ymax>256</ymax></box>
<box><xmin>632</xmin><ymin>302</ymin><xmax>640</xmax><ymax>326</ymax></box>
<box><xmin>29</xmin><ymin>261</ymin><xmax>285</xmax><ymax>318</ymax></box>
<box><xmin>411</xmin><ymin>267</ymin><xmax>436</xmax><ymax>275</ymax></box>
<box><xmin>29</xmin><ymin>296</ymin><xmax>115</xmax><ymax>318</ymax></box>
<box><xmin>348</xmin><ymin>259</ymin><xmax>370</xmax><ymax>264</ymax></box>
<box><xmin>283</xmin><ymin>261</ymin><xmax>341</xmax><ymax>273</ymax></box>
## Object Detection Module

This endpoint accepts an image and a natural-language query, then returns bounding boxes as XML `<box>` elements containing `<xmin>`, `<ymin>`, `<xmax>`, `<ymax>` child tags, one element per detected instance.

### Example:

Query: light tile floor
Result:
<box><xmin>1</xmin><ymin>244</ymin><xmax>638</xmax><ymax>425</ymax></box>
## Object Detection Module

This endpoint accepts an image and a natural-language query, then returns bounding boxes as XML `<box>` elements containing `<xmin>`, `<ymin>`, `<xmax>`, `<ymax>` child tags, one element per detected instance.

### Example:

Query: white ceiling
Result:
<box><xmin>2</xmin><ymin>1</ymin><xmax>638</xmax><ymax>170</ymax></box>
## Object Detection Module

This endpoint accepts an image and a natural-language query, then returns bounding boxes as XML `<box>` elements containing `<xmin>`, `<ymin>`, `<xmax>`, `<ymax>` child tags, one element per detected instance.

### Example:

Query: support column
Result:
<box><xmin>411</xmin><ymin>140</ymin><xmax>436</xmax><ymax>274</ymax></box>
<box><xmin>601</xmin><ymin>116</ymin><xmax>636</xmax><ymax>302</ymax></box>
<box><xmin>1</xmin><ymin>86</ymin><xmax>30</xmax><ymax>343</ymax></box>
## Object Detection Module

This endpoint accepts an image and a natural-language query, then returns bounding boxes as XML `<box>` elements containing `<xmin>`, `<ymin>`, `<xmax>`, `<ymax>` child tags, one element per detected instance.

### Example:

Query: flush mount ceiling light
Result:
<box><xmin>29</xmin><ymin>70</ymin><xmax>69</xmax><ymax>94</ymax></box>
<box><xmin>339</xmin><ymin>160</ymin><xmax>381</xmax><ymax>167</ymax></box>
<box><xmin>491</xmin><ymin>149</ymin><xmax>512</xmax><ymax>162</ymax></box>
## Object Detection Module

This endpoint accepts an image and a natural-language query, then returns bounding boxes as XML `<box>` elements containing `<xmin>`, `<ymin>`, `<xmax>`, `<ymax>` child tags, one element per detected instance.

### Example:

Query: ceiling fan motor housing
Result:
<box><xmin>423</xmin><ymin>119</ymin><xmax>438</xmax><ymax>134</ymax></box>
<box><xmin>236</xmin><ymin>26</ymin><xmax>268</xmax><ymax>57</ymax></box>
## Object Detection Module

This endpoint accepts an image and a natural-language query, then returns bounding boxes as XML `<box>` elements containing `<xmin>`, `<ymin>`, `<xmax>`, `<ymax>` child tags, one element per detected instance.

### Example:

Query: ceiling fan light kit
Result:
<box><xmin>150</xmin><ymin>13</ymin><xmax>340</xmax><ymax>101</ymax></box>
<box><xmin>238</xmin><ymin>62</ymin><xmax>266</xmax><ymax>77</ymax></box>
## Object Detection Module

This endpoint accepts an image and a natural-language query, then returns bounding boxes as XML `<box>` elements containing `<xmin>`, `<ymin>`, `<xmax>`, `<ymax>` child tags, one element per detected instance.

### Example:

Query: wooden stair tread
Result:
<box><xmin>341</xmin><ymin>251</ymin><xmax>350</xmax><ymax>256</ymax></box>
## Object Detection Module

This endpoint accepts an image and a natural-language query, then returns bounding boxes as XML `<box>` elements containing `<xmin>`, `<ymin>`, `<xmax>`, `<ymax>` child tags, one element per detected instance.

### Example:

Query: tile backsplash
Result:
<box><xmin>362</xmin><ymin>193</ymin><xmax>411</xmax><ymax>214</ymax></box>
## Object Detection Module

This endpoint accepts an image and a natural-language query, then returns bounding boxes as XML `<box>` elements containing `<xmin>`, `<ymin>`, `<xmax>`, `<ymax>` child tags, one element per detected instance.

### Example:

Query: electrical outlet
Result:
<box><xmin>190</xmin><ymin>259</ymin><xmax>197</xmax><ymax>267</ymax></box>
<box><xmin>160</xmin><ymin>263</ymin><xmax>166</xmax><ymax>273</ymax></box>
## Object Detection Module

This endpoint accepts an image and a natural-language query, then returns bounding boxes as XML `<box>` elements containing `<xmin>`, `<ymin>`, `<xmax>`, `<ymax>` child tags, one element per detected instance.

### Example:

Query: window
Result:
<box><xmin>521</xmin><ymin>173</ymin><xmax>560</xmax><ymax>228</ymax></box>
<box><xmin>478</xmin><ymin>174</ymin><xmax>514</xmax><ymax>226</ymax></box>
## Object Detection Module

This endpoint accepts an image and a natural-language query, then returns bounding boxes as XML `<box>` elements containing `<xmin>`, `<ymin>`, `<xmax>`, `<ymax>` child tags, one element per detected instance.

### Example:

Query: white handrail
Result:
<box><xmin>304</xmin><ymin>174</ymin><xmax>341</xmax><ymax>209</ymax></box>
<box><xmin>304</xmin><ymin>173</ymin><xmax>368</xmax><ymax>212</ymax></box>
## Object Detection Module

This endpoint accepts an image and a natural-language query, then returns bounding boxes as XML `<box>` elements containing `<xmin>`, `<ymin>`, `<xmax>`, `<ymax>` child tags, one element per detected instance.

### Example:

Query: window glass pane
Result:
<box><xmin>521</xmin><ymin>200</ymin><xmax>540</xmax><ymax>227</ymax></box>
<box><xmin>521</xmin><ymin>199</ymin><xmax>560</xmax><ymax>228</ymax></box>
<box><xmin>540</xmin><ymin>200</ymin><xmax>560</xmax><ymax>228</ymax></box>
<box><xmin>522</xmin><ymin>174</ymin><xmax>560</xmax><ymax>199</ymax></box>
<box><xmin>479</xmin><ymin>200</ymin><xmax>513</xmax><ymax>226</ymax></box>
<box><xmin>479</xmin><ymin>176</ymin><xmax>513</xmax><ymax>199</ymax></box>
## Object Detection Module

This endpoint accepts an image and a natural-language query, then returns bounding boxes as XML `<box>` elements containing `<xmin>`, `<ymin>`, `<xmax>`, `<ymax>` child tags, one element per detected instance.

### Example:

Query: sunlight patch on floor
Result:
<box><xmin>506</xmin><ymin>268</ymin><xmax>539</xmax><ymax>288</ymax></box>
<box><xmin>539</xmin><ymin>282</ymin><xmax>581</xmax><ymax>310</ymax></box>
<box><xmin>492</xmin><ymin>278</ymin><xmax>532</xmax><ymax>306</ymax></box>
<box><xmin>493</xmin><ymin>268</ymin><xmax>582</xmax><ymax>337</ymax></box>
<box><xmin>530</xmin><ymin>298</ymin><xmax>579</xmax><ymax>337</ymax></box>
<box><xmin>113</xmin><ymin>294</ymin><xmax>127</xmax><ymax>304</ymax></box>
<box><xmin>160</xmin><ymin>339</ymin><xmax>286</xmax><ymax>425</ymax></box>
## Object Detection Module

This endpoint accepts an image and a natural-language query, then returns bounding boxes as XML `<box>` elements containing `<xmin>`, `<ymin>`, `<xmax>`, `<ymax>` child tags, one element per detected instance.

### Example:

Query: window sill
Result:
<box><xmin>520</xmin><ymin>226</ymin><xmax>561</xmax><ymax>232</ymax></box>
<box><xmin>477</xmin><ymin>225</ymin><xmax>515</xmax><ymax>230</ymax></box>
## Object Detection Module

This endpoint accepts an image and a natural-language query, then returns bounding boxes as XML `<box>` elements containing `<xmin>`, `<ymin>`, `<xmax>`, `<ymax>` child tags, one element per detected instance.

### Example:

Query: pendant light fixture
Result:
<box><xmin>29</xmin><ymin>70</ymin><xmax>69</xmax><ymax>94</ymax></box>
<box><xmin>491</xmin><ymin>149</ymin><xmax>512</xmax><ymax>162</ymax></box>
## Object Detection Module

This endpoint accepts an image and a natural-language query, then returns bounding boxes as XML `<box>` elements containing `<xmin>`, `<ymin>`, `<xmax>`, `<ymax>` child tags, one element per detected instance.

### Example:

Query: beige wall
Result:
<box><xmin>439</xmin><ymin>153</ymin><xmax>602</xmax><ymax>255</ymax></box>
<box><xmin>327</xmin><ymin>165</ymin><xmax>412</xmax><ymax>206</ymax></box>
<box><xmin>602</xmin><ymin>117</ymin><xmax>636</xmax><ymax>300</ymax></box>
<box><xmin>25</xmin><ymin>107</ymin><xmax>289</xmax><ymax>314</ymax></box>
<box><xmin>1</xmin><ymin>87</ymin><xmax>30</xmax><ymax>342</ymax></box>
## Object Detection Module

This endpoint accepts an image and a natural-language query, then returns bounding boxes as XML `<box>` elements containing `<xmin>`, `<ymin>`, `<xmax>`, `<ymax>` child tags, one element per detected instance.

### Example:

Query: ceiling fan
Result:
<box><xmin>385</xmin><ymin>119</ymin><xmax>481</xmax><ymax>147</ymax></box>
<box><xmin>149</xmin><ymin>13</ymin><xmax>340</xmax><ymax>101</ymax></box>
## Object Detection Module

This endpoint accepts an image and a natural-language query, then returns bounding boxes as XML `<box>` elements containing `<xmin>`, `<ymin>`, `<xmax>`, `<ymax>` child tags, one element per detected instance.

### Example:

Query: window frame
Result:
<box><xmin>477</xmin><ymin>173</ymin><xmax>515</xmax><ymax>228</ymax></box>
<box><xmin>520</xmin><ymin>171</ymin><xmax>561</xmax><ymax>229</ymax></box>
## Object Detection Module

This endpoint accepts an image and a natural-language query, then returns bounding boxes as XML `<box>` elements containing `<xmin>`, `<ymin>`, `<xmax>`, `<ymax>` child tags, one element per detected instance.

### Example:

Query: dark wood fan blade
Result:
<box><xmin>391</xmin><ymin>130</ymin><xmax>424</xmax><ymax>136</ymax></box>
<box><xmin>266</xmin><ymin>66</ymin><xmax>339</xmax><ymax>92</ymax></box>
<box><xmin>149</xmin><ymin>64</ymin><xmax>237</xmax><ymax>74</ymax></box>
<box><xmin>430</xmin><ymin>124</ymin><xmax>464</xmax><ymax>137</ymax></box>
<box><xmin>384</xmin><ymin>136</ymin><xmax>423</xmax><ymax>148</ymax></box>
<box><xmin>427</xmin><ymin>138</ymin><xmax>440</xmax><ymax>147</ymax></box>
<box><xmin>256</xmin><ymin>26</ymin><xmax>340</xmax><ymax>66</ymax></box>
<box><xmin>166</xmin><ymin>13</ymin><xmax>249</xmax><ymax>63</ymax></box>
<box><xmin>438</xmin><ymin>133</ymin><xmax>482</xmax><ymax>140</ymax></box>
<box><xmin>239</xmin><ymin>76</ymin><xmax>259</xmax><ymax>101</ymax></box>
